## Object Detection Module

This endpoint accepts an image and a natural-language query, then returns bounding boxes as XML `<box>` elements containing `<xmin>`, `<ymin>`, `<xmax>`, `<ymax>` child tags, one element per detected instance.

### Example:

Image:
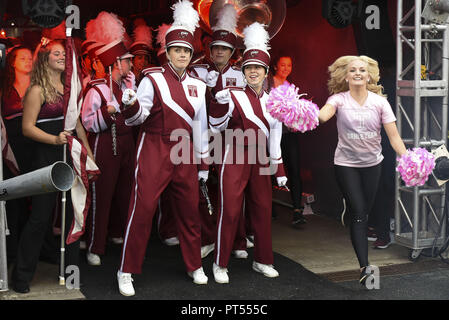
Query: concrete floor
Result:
<box><xmin>0</xmin><ymin>200</ymin><xmax>436</xmax><ymax>300</ymax></box>
<box><xmin>272</xmin><ymin>206</ymin><xmax>411</xmax><ymax>275</ymax></box>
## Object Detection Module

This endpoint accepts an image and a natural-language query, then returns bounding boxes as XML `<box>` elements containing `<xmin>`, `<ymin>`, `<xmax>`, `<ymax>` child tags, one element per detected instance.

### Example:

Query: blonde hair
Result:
<box><xmin>327</xmin><ymin>55</ymin><xmax>385</xmax><ymax>96</ymax></box>
<box><xmin>27</xmin><ymin>40</ymin><xmax>65</xmax><ymax>104</ymax></box>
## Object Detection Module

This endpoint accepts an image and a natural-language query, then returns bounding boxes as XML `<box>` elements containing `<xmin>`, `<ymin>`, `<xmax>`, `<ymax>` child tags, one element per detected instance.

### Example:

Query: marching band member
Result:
<box><xmin>117</xmin><ymin>0</ymin><xmax>209</xmax><ymax>296</ymax></box>
<box><xmin>189</xmin><ymin>4</ymin><xmax>248</xmax><ymax>260</ymax></box>
<box><xmin>147</xmin><ymin>22</ymin><xmax>180</xmax><ymax>246</ymax></box>
<box><xmin>130</xmin><ymin>19</ymin><xmax>154</xmax><ymax>86</ymax></box>
<box><xmin>81</xmin><ymin>12</ymin><xmax>136</xmax><ymax>266</ymax></box>
<box><xmin>209</xmin><ymin>22</ymin><xmax>287</xmax><ymax>284</ymax></box>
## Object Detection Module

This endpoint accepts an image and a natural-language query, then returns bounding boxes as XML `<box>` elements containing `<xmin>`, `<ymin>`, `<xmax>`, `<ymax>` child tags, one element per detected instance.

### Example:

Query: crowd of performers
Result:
<box><xmin>2</xmin><ymin>0</ymin><xmax>408</xmax><ymax>296</ymax></box>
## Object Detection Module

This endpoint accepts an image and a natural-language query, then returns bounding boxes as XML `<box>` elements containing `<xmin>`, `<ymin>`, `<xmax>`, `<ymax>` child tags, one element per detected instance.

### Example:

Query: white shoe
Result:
<box><xmin>109</xmin><ymin>237</ymin><xmax>124</xmax><ymax>245</ymax></box>
<box><xmin>232</xmin><ymin>250</ymin><xmax>248</xmax><ymax>259</ymax></box>
<box><xmin>117</xmin><ymin>271</ymin><xmax>135</xmax><ymax>296</ymax></box>
<box><xmin>187</xmin><ymin>267</ymin><xmax>208</xmax><ymax>285</ymax></box>
<box><xmin>201</xmin><ymin>243</ymin><xmax>215</xmax><ymax>258</ymax></box>
<box><xmin>80</xmin><ymin>241</ymin><xmax>87</xmax><ymax>250</ymax></box>
<box><xmin>252</xmin><ymin>261</ymin><xmax>279</xmax><ymax>278</ymax></box>
<box><xmin>213</xmin><ymin>263</ymin><xmax>229</xmax><ymax>284</ymax></box>
<box><xmin>246</xmin><ymin>238</ymin><xmax>254</xmax><ymax>248</ymax></box>
<box><xmin>87</xmin><ymin>251</ymin><xmax>101</xmax><ymax>266</ymax></box>
<box><xmin>163</xmin><ymin>237</ymin><xmax>180</xmax><ymax>246</ymax></box>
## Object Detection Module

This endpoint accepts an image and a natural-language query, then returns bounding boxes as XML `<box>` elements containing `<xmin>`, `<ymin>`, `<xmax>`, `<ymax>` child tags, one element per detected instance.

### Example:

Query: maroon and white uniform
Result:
<box><xmin>81</xmin><ymin>78</ymin><xmax>136</xmax><ymax>255</ymax></box>
<box><xmin>190</xmin><ymin>62</ymin><xmax>245</xmax><ymax>98</ymax></box>
<box><xmin>190</xmin><ymin>61</ymin><xmax>248</xmax><ymax>250</ymax></box>
<box><xmin>209</xmin><ymin>86</ymin><xmax>285</xmax><ymax>268</ymax></box>
<box><xmin>119</xmin><ymin>63</ymin><xmax>209</xmax><ymax>274</ymax></box>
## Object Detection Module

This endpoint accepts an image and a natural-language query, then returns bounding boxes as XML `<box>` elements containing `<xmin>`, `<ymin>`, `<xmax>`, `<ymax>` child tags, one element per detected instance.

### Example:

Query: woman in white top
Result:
<box><xmin>318</xmin><ymin>55</ymin><xmax>406</xmax><ymax>285</ymax></box>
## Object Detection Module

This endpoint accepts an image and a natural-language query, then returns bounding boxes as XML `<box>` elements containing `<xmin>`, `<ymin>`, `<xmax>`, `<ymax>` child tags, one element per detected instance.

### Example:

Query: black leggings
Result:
<box><xmin>334</xmin><ymin>163</ymin><xmax>381</xmax><ymax>268</ymax></box>
<box><xmin>281</xmin><ymin>132</ymin><xmax>303</xmax><ymax>210</ymax></box>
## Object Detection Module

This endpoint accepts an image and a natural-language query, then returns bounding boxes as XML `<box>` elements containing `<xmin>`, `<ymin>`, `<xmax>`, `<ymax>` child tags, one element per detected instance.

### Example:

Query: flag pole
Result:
<box><xmin>59</xmin><ymin>144</ymin><xmax>67</xmax><ymax>286</ymax></box>
<box><xmin>59</xmin><ymin>26</ymin><xmax>73</xmax><ymax>286</ymax></box>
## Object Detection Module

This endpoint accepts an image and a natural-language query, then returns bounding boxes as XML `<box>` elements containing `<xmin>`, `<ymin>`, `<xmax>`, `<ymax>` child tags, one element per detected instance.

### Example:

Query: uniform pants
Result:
<box><xmin>156</xmin><ymin>189</ymin><xmax>178</xmax><ymax>241</ymax></box>
<box><xmin>86</xmin><ymin>131</ymin><xmax>135</xmax><ymax>254</ymax></box>
<box><xmin>199</xmin><ymin>166</ymin><xmax>248</xmax><ymax>250</ymax></box>
<box><xmin>120</xmin><ymin>133</ymin><xmax>202</xmax><ymax>274</ymax></box>
<box><xmin>4</xmin><ymin>117</ymin><xmax>33</xmax><ymax>264</ymax></box>
<box><xmin>215</xmin><ymin>145</ymin><xmax>273</xmax><ymax>267</ymax></box>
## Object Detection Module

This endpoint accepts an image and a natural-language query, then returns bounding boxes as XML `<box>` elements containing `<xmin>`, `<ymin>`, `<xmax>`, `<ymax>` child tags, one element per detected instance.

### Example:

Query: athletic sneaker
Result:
<box><xmin>188</xmin><ymin>267</ymin><xmax>208</xmax><ymax>285</ymax></box>
<box><xmin>117</xmin><ymin>271</ymin><xmax>135</xmax><ymax>296</ymax></box>
<box><xmin>213</xmin><ymin>263</ymin><xmax>229</xmax><ymax>284</ymax></box>
<box><xmin>292</xmin><ymin>210</ymin><xmax>306</xmax><ymax>227</ymax></box>
<box><xmin>232</xmin><ymin>250</ymin><xmax>248</xmax><ymax>259</ymax></box>
<box><xmin>163</xmin><ymin>237</ymin><xmax>180</xmax><ymax>246</ymax></box>
<box><xmin>367</xmin><ymin>229</ymin><xmax>377</xmax><ymax>241</ymax></box>
<box><xmin>201</xmin><ymin>243</ymin><xmax>215</xmax><ymax>258</ymax></box>
<box><xmin>252</xmin><ymin>261</ymin><xmax>279</xmax><ymax>278</ymax></box>
<box><xmin>373</xmin><ymin>237</ymin><xmax>391</xmax><ymax>249</ymax></box>
<box><xmin>359</xmin><ymin>266</ymin><xmax>370</xmax><ymax>286</ymax></box>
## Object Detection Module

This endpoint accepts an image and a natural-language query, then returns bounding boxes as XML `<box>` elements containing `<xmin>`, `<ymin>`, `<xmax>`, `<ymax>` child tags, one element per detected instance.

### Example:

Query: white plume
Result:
<box><xmin>171</xmin><ymin>0</ymin><xmax>199</xmax><ymax>34</ymax></box>
<box><xmin>243</xmin><ymin>22</ymin><xmax>270</xmax><ymax>52</ymax></box>
<box><xmin>133</xmin><ymin>24</ymin><xmax>153</xmax><ymax>49</ymax></box>
<box><xmin>212</xmin><ymin>4</ymin><xmax>238</xmax><ymax>33</ymax></box>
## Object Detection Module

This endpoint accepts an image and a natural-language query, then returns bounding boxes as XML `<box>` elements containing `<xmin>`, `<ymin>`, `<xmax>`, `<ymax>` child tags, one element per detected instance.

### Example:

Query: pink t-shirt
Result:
<box><xmin>326</xmin><ymin>90</ymin><xmax>396</xmax><ymax>167</ymax></box>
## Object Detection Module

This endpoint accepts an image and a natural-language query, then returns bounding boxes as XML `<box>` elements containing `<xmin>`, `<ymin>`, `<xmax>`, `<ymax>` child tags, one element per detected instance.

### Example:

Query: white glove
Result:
<box><xmin>123</xmin><ymin>71</ymin><xmax>136</xmax><ymax>89</ymax></box>
<box><xmin>206</xmin><ymin>70</ymin><xmax>219</xmax><ymax>87</ymax></box>
<box><xmin>198</xmin><ymin>170</ymin><xmax>209</xmax><ymax>182</ymax></box>
<box><xmin>122</xmin><ymin>88</ymin><xmax>137</xmax><ymax>106</ymax></box>
<box><xmin>276</xmin><ymin>176</ymin><xmax>288</xmax><ymax>187</ymax></box>
<box><xmin>215</xmin><ymin>88</ymin><xmax>231</xmax><ymax>104</ymax></box>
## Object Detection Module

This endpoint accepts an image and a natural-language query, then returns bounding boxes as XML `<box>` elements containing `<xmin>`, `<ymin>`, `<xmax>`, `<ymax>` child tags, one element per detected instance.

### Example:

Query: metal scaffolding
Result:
<box><xmin>395</xmin><ymin>0</ymin><xmax>449</xmax><ymax>260</ymax></box>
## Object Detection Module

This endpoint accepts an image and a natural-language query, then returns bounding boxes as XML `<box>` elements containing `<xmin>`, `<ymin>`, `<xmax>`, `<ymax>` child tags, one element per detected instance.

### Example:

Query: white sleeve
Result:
<box><xmin>81</xmin><ymin>88</ymin><xmax>108</xmax><ymax>133</ymax></box>
<box><xmin>193</xmin><ymin>93</ymin><xmax>210</xmax><ymax>161</ymax></box>
<box><xmin>209</xmin><ymin>99</ymin><xmax>234</xmax><ymax>133</ymax></box>
<box><xmin>124</xmin><ymin>76</ymin><xmax>154</xmax><ymax>126</ymax></box>
<box><xmin>268</xmin><ymin>119</ymin><xmax>283</xmax><ymax>166</ymax></box>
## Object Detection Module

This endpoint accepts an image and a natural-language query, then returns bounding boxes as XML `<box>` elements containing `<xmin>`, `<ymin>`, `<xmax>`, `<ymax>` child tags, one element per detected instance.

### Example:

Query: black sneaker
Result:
<box><xmin>359</xmin><ymin>266</ymin><xmax>370</xmax><ymax>286</ymax></box>
<box><xmin>13</xmin><ymin>281</ymin><xmax>30</xmax><ymax>294</ymax></box>
<box><xmin>292</xmin><ymin>210</ymin><xmax>306</xmax><ymax>227</ymax></box>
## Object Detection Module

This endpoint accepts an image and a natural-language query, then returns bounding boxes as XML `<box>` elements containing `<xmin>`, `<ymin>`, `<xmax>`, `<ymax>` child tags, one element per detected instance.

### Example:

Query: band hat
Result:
<box><xmin>130</xmin><ymin>22</ymin><xmax>153</xmax><ymax>56</ymax></box>
<box><xmin>129</xmin><ymin>42</ymin><xmax>152</xmax><ymax>56</ymax></box>
<box><xmin>210</xmin><ymin>30</ymin><xmax>236</xmax><ymax>49</ymax></box>
<box><xmin>165</xmin><ymin>26</ymin><xmax>195</xmax><ymax>51</ymax></box>
<box><xmin>242</xmin><ymin>48</ymin><xmax>270</xmax><ymax>69</ymax></box>
<box><xmin>95</xmin><ymin>39</ymin><xmax>134</xmax><ymax>68</ymax></box>
<box><xmin>241</xmin><ymin>22</ymin><xmax>271</xmax><ymax>70</ymax></box>
<box><xmin>165</xmin><ymin>0</ymin><xmax>199</xmax><ymax>52</ymax></box>
<box><xmin>210</xmin><ymin>4</ymin><xmax>238</xmax><ymax>50</ymax></box>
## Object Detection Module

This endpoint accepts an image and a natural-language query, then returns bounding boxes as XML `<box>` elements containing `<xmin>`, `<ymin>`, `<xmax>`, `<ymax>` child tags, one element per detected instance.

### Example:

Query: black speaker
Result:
<box><xmin>352</xmin><ymin>0</ymin><xmax>395</xmax><ymax>66</ymax></box>
<box><xmin>322</xmin><ymin>0</ymin><xmax>357</xmax><ymax>28</ymax></box>
<box><xmin>22</xmin><ymin>0</ymin><xmax>72</xmax><ymax>28</ymax></box>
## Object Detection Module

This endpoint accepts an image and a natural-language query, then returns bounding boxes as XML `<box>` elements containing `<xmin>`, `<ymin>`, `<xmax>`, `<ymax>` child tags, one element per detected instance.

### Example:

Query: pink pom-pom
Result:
<box><xmin>266</xmin><ymin>82</ymin><xmax>319</xmax><ymax>133</ymax></box>
<box><xmin>396</xmin><ymin>148</ymin><xmax>435</xmax><ymax>187</ymax></box>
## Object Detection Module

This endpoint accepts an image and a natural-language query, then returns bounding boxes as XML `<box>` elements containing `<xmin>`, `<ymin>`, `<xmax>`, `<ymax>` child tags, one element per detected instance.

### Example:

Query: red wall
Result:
<box><xmin>270</xmin><ymin>1</ymin><xmax>360</xmax><ymax>195</ymax></box>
